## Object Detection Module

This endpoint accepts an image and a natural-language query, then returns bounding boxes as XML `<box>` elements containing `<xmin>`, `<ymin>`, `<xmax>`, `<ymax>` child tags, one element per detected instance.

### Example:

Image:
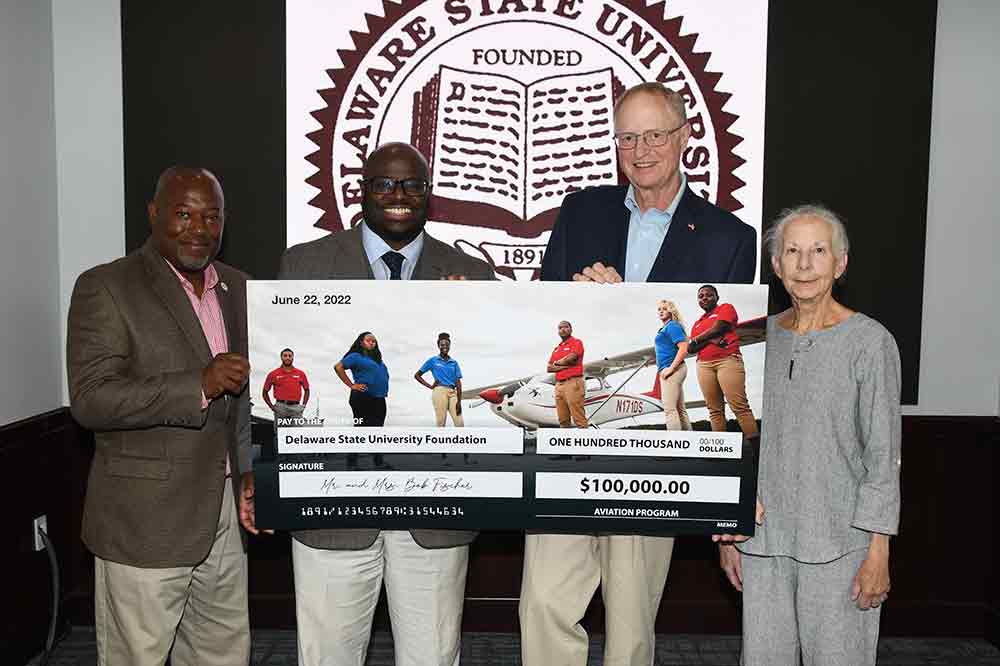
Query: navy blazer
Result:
<box><xmin>540</xmin><ymin>185</ymin><xmax>757</xmax><ymax>283</ymax></box>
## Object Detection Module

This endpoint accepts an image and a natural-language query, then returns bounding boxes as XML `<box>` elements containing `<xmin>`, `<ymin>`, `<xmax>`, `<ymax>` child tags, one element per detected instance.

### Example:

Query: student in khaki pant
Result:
<box><xmin>547</xmin><ymin>320</ymin><xmax>588</xmax><ymax>428</ymax></box>
<box><xmin>688</xmin><ymin>285</ymin><xmax>758</xmax><ymax>437</ymax></box>
<box><xmin>414</xmin><ymin>332</ymin><xmax>465</xmax><ymax>426</ymax></box>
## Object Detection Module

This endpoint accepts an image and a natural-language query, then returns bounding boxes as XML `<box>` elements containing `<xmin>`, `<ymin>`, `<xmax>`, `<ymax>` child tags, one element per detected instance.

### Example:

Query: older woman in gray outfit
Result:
<box><xmin>716</xmin><ymin>205</ymin><xmax>902</xmax><ymax>665</ymax></box>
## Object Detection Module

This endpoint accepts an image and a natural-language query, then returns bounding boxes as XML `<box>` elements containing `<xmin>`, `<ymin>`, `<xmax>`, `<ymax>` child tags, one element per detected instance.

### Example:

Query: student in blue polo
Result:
<box><xmin>654</xmin><ymin>299</ymin><xmax>692</xmax><ymax>431</ymax></box>
<box><xmin>335</xmin><ymin>331</ymin><xmax>390</xmax><ymax>427</ymax></box>
<box><xmin>414</xmin><ymin>332</ymin><xmax>464</xmax><ymax>426</ymax></box>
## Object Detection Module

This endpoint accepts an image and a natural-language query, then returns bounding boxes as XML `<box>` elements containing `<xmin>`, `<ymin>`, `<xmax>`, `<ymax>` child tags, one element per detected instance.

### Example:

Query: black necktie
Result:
<box><xmin>381</xmin><ymin>251</ymin><xmax>405</xmax><ymax>280</ymax></box>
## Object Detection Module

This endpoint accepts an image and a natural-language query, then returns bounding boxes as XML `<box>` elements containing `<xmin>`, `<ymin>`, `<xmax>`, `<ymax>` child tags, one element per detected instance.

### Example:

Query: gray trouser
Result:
<box><xmin>741</xmin><ymin>548</ymin><xmax>881</xmax><ymax>666</ymax></box>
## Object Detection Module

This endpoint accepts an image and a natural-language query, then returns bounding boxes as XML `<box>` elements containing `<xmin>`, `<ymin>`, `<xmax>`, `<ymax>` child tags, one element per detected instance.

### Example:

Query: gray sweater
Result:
<box><xmin>740</xmin><ymin>313</ymin><xmax>902</xmax><ymax>563</ymax></box>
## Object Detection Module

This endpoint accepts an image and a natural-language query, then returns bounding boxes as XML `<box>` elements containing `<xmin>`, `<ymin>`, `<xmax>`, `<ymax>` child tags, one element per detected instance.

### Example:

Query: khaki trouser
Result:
<box><xmin>519</xmin><ymin>533</ymin><xmax>674</xmax><ymax>666</ymax></box>
<box><xmin>431</xmin><ymin>385</ymin><xmax>464</xmax><ymax>426</ymax></box>
<box><xmin>697</xmin><ymin>354</ymin><xmax>758</xmax><ymax>436</ymax></box>
<box><xmin>658</xmin><ymin>362</ymin><xmax>692</xmax><ymax>431</ymax></box>
<box><xmin>292</xmin><ymin>532</ymin><xmax>468</xmax><ymax>666</ymax></box>
<box><xmin>94</xmin><ymin>491</ymin><xmax>249</xmax><ymax>666</ymax></box>
<box><xmin>553</xmin><ymin>376</ymin><xmax>588</xmax><ymax>427</ymax></box>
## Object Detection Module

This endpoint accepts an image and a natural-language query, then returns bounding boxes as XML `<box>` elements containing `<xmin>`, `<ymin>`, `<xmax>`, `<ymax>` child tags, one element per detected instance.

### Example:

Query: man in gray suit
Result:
<box><xmin>67</xmin><ymin>167</ymin><xmax>251</xmax><ymax>665</ymax></box>
<box><xmin>242</xmin><ymin>142</ymin><xmax>493</xmax><ymax>666</ymax></box>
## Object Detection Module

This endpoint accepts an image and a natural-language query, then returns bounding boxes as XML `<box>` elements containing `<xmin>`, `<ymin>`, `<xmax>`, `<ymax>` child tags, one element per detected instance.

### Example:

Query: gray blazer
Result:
<box><xmin>67</xmin><ymin>239</ymin><xmax>251</xmax><ymax>568</ymax></box>
<box><xmin>279</xmin><ymin>226</ymin><xmax>495</xmax><ymax>550</ymax></box>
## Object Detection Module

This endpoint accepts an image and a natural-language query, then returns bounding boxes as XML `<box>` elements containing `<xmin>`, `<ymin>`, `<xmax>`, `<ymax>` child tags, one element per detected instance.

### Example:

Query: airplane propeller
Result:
<box><xmin>478</xmin><ymin>379</ymin><xmax>526</xmax><ymax>405</ymax></box>
<box><xmin>479</xmin><ymin>388</ymin><xmax>502</xmax><ymax>404</ymax></box>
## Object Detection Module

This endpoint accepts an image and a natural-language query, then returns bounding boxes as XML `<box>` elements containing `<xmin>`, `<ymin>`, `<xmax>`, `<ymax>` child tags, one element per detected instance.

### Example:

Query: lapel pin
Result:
<box><xmin>220</xmin><ymin>281</ymin><xmax>228</xmax><ymax>292</ymax></box>
<box><xmin>688</xmin><ymin>224</ymin><xmax>696</xmax><ymax>232</ymax></box>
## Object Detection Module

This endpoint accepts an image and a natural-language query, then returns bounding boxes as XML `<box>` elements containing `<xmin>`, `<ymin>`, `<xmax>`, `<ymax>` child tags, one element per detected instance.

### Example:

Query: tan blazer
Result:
<box><xmin>67</xmin><ymin>239</ymin><xmax>251</xmax><ymax>568</ymax></box>
<box><xmin>279</xmin><ymin>226</ymin><xmax>495</xmax><ymax>550</ymax></box>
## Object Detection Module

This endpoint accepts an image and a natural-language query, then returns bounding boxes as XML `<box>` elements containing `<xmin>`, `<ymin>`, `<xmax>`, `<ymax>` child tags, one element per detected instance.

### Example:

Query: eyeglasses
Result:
<box><xmin>613</xmin><ymin>122</ymin><xmax>687</xmax><ymax>150</ymax></box>
<box><xmin>363</xmin><ymin>177</ymin><xmax>430</xmax><ymax>196</ymax></box>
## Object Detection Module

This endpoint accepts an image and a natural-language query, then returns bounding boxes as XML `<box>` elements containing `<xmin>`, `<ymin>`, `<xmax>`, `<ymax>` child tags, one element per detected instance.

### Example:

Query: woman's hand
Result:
<box><xmin>719</xmin><ymin>544</ymin><xmax>743</xmax><ymax>591</ymax></box>
<box><xmin>852</xmin><ymin>534</ymin><xmax>891</xmax><ymax>610</ymax></box>
<box><xmin>712</xmin><ymin>499</ymin><xmax>764</xmax><ymax>543</ymax></box>
<box><xmin>351</xmin><ymin>383</ymin><xmax>368</xmax><ymax>392</ymax></box>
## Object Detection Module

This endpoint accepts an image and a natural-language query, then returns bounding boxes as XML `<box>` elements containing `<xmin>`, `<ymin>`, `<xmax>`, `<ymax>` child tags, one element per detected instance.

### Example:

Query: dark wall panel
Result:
<box><xmin>122</xmin><ymin>1</ymin><xmax>286</xmax><ymax>281</ymax></box>
<box><xmin>761</xmin><ymin>3</ymin><xmax>936</xmax><ymax>405</ymax></box>
<box><xmin>1</xmin><ymin>410</ymin><xmax>93</xmax><ymax>664</ymax></box>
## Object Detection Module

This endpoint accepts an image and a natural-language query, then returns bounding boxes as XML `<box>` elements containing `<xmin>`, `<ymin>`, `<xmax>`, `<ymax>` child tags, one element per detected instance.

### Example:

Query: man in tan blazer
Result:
<box><xmin>67</xmin><ymin>167</ymin><xmax>252</xmax><ymax>666</ymax></box>
<box><xmin>242</xmin><ymin>143</ymin><xmax>493</xmax><ymax>666</ymax></box>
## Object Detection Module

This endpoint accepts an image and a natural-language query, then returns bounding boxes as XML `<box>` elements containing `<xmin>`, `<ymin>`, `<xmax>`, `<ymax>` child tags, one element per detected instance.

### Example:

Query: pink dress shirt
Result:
<box><xmin>165</xmin><ymin>259</ymin><xmax>231</xmax><ymax>473</ymax></box>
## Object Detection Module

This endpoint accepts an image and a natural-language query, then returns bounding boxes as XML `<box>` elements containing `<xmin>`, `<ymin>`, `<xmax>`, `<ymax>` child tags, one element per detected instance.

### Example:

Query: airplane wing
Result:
<box><xmin>467</xmin><ymin>316</ymin><xmax>767</xmax><ymax>403</ymax></box>
<box><xmin>463</xmin><ymin>373</ymin><xmax>541</xmax><ymax>401</ymax></box>
<box><xmin>464</xmin><ymin>350</ymin><xmax>653</xmax><ymax>396</ymax></box>
<box><xmin>580</xmin><ymin>317</ymin><xmax>766</xmax><ymax>379</ymax></box>
<box><xmin>582</xmin><ymin>348</ymin><xmax>657</xmax><ymax>379</ymax></box>
<box><xmin>735</xmin><ymin>316</ymin><xmax>767</xmax><ymax>347</ymax></box>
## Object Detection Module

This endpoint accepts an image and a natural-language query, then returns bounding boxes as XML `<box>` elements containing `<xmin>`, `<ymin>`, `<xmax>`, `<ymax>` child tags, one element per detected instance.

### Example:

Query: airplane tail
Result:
<box><xmin>642</xmin><ymin>372</ymin><xmax>661</xmax><ymax>401</ymax></box>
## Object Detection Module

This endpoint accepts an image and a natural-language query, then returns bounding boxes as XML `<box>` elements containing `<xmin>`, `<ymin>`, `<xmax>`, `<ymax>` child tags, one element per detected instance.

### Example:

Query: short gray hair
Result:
<box><xmin>613</xmin><ymin>82</ymin><xmax>687</xmax><ymax>126</ymax></box>
<box><xmin>764</xmin><ymin>204</ymin><xmax>850</xmax><ymax>261</ymax></box>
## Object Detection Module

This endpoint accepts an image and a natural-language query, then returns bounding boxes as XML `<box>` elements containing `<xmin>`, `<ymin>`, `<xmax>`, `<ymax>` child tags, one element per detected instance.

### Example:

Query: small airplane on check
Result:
<box><xmin>462</xmin><ymin>317</ymin><xmax>766</xmax><ymax>430</ymax></box>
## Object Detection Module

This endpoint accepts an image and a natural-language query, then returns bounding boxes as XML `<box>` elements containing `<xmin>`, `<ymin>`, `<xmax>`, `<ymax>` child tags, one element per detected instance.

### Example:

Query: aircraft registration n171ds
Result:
<box><xmin>463</xmin><ymin>317</ymin><xmax>766</xmax><ymax>431</ymax></box>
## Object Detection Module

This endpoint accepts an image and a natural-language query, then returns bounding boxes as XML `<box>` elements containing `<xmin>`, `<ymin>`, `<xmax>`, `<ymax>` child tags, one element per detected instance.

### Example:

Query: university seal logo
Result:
<box><xmin>301</xmin><ymin>0</ymin><xmax>747</xmax><ymax>279</ymax></box>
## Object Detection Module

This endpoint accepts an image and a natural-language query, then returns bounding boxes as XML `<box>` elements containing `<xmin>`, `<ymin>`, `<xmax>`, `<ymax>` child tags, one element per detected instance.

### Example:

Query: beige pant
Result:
<box><xmin>659</xmin><ymin>362</ymin><xmax>691</xmax><ymax>431</ymax></box>
<box><xmin>432</xmin><ymin>385</ymin><xmax>464</xmax><ymax>426</ymax></box>
<box><xmin>292</xmin><ymin>531</ymin><xmax>469</xmax><ymax>666</ymax></box>
<box><xmin>519</xmin><ymin>533</ymin><xmax>674</xmax><ymax>666</ymax></box>
<box><xmin>696</xmin><ymin>354</ymin><xmax>758</xmax><ymax>436</ymax></box>
<box><xmin>94</xmin><ymin>491</ymin><xmax>249</xmax><ymax>666</ymax></box>
<box><xmin>554</xmin><ymin>376</ymin><xmax>588</xmax><ymax>427</ymax></box>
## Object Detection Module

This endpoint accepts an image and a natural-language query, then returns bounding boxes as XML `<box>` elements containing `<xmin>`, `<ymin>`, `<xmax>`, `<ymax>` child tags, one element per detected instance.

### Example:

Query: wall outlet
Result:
<box><xmin>33</xmin><ymin>515</ymin><xmax>47</xmax><ymax>551</ymax></box>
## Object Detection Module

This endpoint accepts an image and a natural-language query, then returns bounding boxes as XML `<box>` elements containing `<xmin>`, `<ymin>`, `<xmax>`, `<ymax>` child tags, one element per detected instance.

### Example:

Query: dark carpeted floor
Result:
<box><xmin>29</xmin><ymin>627</ymin><xmax>1000</xmax><ymax>665</ymax></box>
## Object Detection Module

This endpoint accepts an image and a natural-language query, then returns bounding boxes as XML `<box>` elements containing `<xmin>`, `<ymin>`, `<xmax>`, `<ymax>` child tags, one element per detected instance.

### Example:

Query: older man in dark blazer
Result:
<box><xmin>524</xmin><ymin>83</ymin><xmax>757</xmax><ymax>666</ymax></box>
<box><xmin>67</xmin><ymin>167</ymin><xmax>251</xmax><ymax>665</ymax></box>
<box><xmin>247</xmin><ymin>142</ymin><xmax>493</xmax><ymax>666</ymax></box>
<box><xmin>540</xmin><ymin>82</ymin><xmax>757</xmax><ymax>286</ymax></box>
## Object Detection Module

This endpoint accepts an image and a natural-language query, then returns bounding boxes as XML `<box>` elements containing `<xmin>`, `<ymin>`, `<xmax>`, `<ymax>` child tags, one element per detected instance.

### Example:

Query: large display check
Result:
<box><xmin>248</xmin><ymin>280</ymin><xmax>767</xmax><ymax>536</ymax></box>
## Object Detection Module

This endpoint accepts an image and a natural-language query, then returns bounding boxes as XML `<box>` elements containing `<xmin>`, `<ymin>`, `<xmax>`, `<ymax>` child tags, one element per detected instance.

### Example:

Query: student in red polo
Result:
<box><xmin>547</xmin><ymin>320</ymin><xmax>587</xmax><ymax>428</ymax></box>
<box><xmin>262</xmin><ymin>348</ymin><xmax>310</xmax><ymax>419</ymax></box>
<box><xmin>688</xmin><ymin>285</ymin><xmax>758</xmax><ymax>436</ymax></box>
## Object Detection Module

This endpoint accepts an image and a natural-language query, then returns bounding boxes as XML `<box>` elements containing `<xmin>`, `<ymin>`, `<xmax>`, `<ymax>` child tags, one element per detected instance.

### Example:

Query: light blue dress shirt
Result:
<box><xmin>623</xmin><ymin>174</ymin><xmax>687</xmax><ymax>282</ymax></box>
<box><xmin>360</xmin><ymin>221</ymin><xmax>425</xmax><ymax>280</ymax></box>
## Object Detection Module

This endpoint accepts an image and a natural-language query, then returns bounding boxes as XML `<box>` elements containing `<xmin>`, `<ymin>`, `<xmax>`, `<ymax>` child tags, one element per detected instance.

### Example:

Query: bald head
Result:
<box><xmin>153</xmin><ymin>167</ymin><xmax>224</xmax><ymax>208</ymax></box>
<box><xmin>363</xmin><ymin>143</ymin><xmax>430</xmax><ymax>181</ymax></box>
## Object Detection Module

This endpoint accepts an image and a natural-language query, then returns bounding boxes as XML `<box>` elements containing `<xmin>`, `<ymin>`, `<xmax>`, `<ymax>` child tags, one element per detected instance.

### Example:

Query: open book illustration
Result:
<box><xmin>412</xmin><ymin>66</ymin><xmax>625</xmax><ymax>238</ymax></box>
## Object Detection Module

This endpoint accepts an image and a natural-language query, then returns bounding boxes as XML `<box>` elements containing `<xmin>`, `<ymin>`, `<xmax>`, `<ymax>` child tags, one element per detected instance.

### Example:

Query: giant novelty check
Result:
<box><xmin>249</xmin><ymin>280</ymin><xmax>766</xmax><ymax>536</ymax></box>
